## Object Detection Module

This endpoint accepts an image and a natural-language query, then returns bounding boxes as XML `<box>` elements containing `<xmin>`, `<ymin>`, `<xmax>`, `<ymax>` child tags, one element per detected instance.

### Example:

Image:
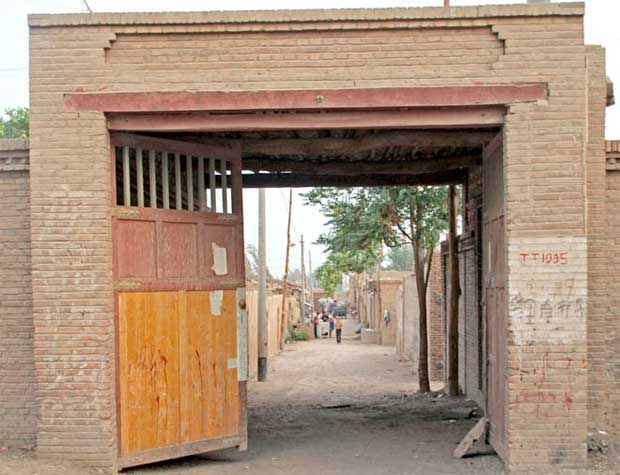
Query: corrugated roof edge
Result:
<box><xmin>28</xmin><ymin>2</ymin><xmax>584</xmax><ymax>27</ymax></box>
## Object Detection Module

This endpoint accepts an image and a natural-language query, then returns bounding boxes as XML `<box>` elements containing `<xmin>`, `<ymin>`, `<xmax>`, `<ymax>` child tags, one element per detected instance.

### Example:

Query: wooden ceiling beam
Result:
<box><xmin>107</xmin><ymin>107</ymin><xmax>505</xmax><ymax>132</ymax></box>
<box><xmin>67</xmin><ymin>84</ymin><xmax>546</xmax><ymax>113</ymax></box>
<box><xmin>241</xmin><ymin>170</ymin><xmax>465</xmax><ymax>188</ymax></box>
<box><xmin>241</xmin><ymin>131</ymin><xmax>494</xmax><ymax>158</ymax></box>
<box><xmin>242</xmin><ymin>154</ymin><xmax>480</xmax><ymax>176</ymax></box>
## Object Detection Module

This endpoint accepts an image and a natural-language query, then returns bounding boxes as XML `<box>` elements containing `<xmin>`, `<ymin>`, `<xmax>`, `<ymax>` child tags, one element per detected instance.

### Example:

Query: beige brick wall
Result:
<box><xmin>584</xmin><ymin>46</ymin><xmax>609</xmax><ymax>433</ymax></box>
<box><xmin>377</xmin><ymin>275</ymin><xmax>405</xmax><ymax>347</ymax></box>
<box><xmin>427</xmin><ymin>252</ymin><xmax>445</xmax><ymax>383</ymax></box>
<box><xmin>27</xmin><ymin>3</ymin><xmax>600</xmax><ymax>472</ymax></box>
<box><xmin>605</xmin><ymin>164</ymin><xmax>620</xmax><ymax>436</ymax></box>
<box><xmin>0</xmin><ymin>140</ymin><xmax>36</xmax><ymax>448</ymax></box>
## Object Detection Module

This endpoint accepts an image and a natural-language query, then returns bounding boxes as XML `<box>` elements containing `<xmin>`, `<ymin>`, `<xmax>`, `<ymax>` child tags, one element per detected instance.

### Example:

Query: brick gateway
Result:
<box><xmin>0</xmin><ymin>3</ymin><xmax>617</xmax><ymax>473</ymax></box>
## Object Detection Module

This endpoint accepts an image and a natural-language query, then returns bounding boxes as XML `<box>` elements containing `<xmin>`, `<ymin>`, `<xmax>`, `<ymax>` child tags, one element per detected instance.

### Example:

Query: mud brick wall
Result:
<box><xmin>26</xmin><ymin>4</ymin><xmax>602</xmax><ymax>472</ymax></box>
<box><xmin>605</xmin><ymin>141</ymin><xmax>620</xmax><ymax>435</ymax></box>
<box><xmin>0</xmin><ymin>140</ymin><xmax>36</xmax><ymax>448</ymax></box>
<box><xmin>378</xmin><ymin>275</ymin><xmax>406</xmax><ymax>347</ymax></box>
<box><xmin>426</xmin><ymin>252</ymin><xmax>445</xmax><ymax>383</ymax></box>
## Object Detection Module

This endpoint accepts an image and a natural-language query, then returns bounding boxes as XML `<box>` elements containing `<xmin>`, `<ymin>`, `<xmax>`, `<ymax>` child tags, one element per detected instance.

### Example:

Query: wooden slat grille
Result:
<box><xmin>114</xmin><ymin>145</ymin><xmax>233</xmax><ymax>214</ymax></box>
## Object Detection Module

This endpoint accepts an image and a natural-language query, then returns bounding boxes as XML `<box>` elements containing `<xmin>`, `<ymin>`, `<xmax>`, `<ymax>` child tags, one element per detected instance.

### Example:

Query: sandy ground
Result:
<box><xmin>2</xmin><ymin>319</ymin><xmax>617</xmax><ymax>474</ymax></box>
<box><xmin>125</xmin><ymin>319</ymin><xmax>505</xmax><ymax>475</ymax></box>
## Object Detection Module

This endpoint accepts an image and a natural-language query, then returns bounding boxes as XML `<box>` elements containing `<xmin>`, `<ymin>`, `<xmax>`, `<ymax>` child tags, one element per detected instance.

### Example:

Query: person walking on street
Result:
<box><xmin>335</xmin><ymin>318</ymin><xmax>343</xmax><ymax>344</ymax></box>
<box><xmin>313</xmin><ymin>314</ymin><xmax>319</xmax><ymax>339</ymax></box>
<box><xmin>329</xmin><ymin>317</ymin><xmax>335</xmax><ymax>338</ymax></box>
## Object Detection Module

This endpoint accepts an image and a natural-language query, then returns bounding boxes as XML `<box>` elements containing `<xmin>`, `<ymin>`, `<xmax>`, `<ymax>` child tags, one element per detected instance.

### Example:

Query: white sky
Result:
<box><xmin>2</xmin><ymin>0</ymin><xmax>619</xmax><ymax>277</ymax></box>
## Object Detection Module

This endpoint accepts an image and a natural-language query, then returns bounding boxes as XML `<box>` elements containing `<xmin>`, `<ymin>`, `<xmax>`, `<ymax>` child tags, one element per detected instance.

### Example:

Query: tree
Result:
<box><xmin>304</xmin><ymin>185</ymin><xmax>449</xmax><ymax>393</ymax></box>
<box><xmin>383</xmin><ymin>245</ymin><xmax>413</xmax><ymax>271</ymax></box>
<box><xmin>314</xmin><ymin>258</ymin><xmax>342</xmax><ymax>297</ymax></box>
<box><xmin>0</xmin><ymin>107</ymin><xmax>29</xmax><ymax>139</ymax></box>
<box><xmin>245</xmin><ymin>244</ymin><xmax>273</xmax><ymax>281</ymax></box>
<box><xmin>287</xmin><ymin>267</ymin><xmax>311</xmax><ymax>285</ymax></box>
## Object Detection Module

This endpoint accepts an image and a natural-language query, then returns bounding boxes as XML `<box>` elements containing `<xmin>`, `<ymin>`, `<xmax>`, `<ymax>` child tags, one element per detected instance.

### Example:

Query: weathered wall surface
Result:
<box><xmin>427</xmin><ymin>253</ymin><xmax>445</xmax><ymax>383</ymax></box>
<box><xmin>395</xmin><ymin>256</ymin><xmax>444</xmax><ymax>383</ymax></box>
<box><xmin>584</xmin><ymin>46</ymin><xmax>609</xmax><ymax>434</ymax></box>
<box><xmin>605</xmin><ymin>142</ymin><xmax>620</xmax><ymax>436</ymax></box>
<box><xmin>396</xmin><ymin>274</ymin><xmax>418</xmax><ymax>365</ymax></box>
<box><xmin>0</xmin><ymin>140</ymin><xmax>36</xmax><ymax>449</ymax></box>
<box><xmin>377</xmin><ymin>276</ymin><xmax>403</xmax><ymax>347</ymax></box>
<box><xmin>246</xmin><ymin>285</ymin><xmax>300</xmax><ymax>381</ymax></box>
<box><xmin>26</xmin><ymin>3</ymin><xmax>599</xmax><ymax>472</ymax></box>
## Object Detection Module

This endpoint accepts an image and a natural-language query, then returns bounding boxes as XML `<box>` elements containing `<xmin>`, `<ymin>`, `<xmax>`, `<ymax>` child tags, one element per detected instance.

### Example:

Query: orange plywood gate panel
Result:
<box><xmin>111</xmin><ymin>133</ymin><xmax>247</xmax><ymax>469</ymax></box>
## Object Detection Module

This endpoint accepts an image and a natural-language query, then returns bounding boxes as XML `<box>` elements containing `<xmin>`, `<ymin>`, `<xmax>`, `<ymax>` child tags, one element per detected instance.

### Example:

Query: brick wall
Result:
<box><xmin>605</xmin><ymin>142</ymin><xmax>620</xmax><ymax>436</ymax></box>
<box><xmin>0</xmin><ymin>140</ymin><xmax>36</xmax><ymax>448</ymax></box>
<box><xmin>27</xmin><ymin>3</ymin><xmax>600</xmax><ymax>472</ymax></box>
<box><xmin>427</xmin><ymin>251</ymin><xmax>445</xmax><ymax>383</ymax></box>
<box><xmin>394</xmin><ymin>253</ymin><xmax>443</xmax><ymax>383</ymax></box>
<box><xmin>584</xmin><ymin>46</ymin><xmax>609</xmax><ymax>433</ymax></box>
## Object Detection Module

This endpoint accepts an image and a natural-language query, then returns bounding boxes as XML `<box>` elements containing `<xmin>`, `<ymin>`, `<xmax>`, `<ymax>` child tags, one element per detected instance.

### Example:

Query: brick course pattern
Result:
<box><xmin>0</xmin><ymin>140</ymin><xmax>36</xmax><ymax>449</ymax></box>
<box><xmin>25</xmin><ymin>3</ymin><xmax>605</xmax><ymax>473</ymax></box>
<box><xmin>605</xmin><ymin>141</ymin><xmax>620</xmax><ymax>437</ymax></box>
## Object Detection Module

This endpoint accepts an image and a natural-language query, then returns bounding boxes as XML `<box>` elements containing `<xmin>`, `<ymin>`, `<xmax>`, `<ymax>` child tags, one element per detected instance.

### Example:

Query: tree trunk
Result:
<box><xmin>413</xmin><ymin>240</ymin><xmax>431</xmax><ymax>393</ymax></box>
<box><xmin>376</xmin><ymin>248</ymin><xmax>383</xmax><ymax>332</ymax></box>
<box><xmin>447</xmin><ymin>185</ymin><xmax>460</xmax><ymax>396</ymax></box>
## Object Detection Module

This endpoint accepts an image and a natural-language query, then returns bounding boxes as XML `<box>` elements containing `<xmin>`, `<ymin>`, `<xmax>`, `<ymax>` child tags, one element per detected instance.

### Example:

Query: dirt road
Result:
<box><xmin>126</xmin><ymin>319</ymin><xmax>505</xmax><ymax>475</ymax></box>
<box><xmin>2</xmin><ymin>320</ymin><xmax>616</xmax><ymax>474</ymax></box>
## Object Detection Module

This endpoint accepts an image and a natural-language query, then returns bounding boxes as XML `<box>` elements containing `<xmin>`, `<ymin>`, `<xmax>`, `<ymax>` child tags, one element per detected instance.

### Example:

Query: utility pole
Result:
<box><xmin>447</xmin><ymin>185</ymin><xmax>460</xmax><ymax>396</ymax></box>
<box><xmin>300</xmin><ymin>235</ymin><xmax>306</xmax><ymax>322</ymax></box>
<box><xmin>257</xmin><ymin>189</ymin><xmax>267</xmax><ymax>382</ymax></box>
<box><xmin>279</xmin><ymin>189</ymin><xmax>293</xmax><ymax>350</ymax></box>
<box><xmin>376</xmin><ymin>247</ymin><xmax>383</xmax><ymax>330</ymax></box>
<box><xmin>308</xmin><ymin>252</ymin><xmax>314</xmax><ymax>313</ymax></box>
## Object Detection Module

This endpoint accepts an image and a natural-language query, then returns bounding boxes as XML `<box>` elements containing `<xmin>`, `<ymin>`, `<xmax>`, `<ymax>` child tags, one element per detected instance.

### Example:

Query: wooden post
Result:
<box><xmin>447</xmin><ymin>185</ymin><xmax>460</xmax><ymax>396</ymax></box>
<box><xmin>257</xmin><ymin>189</ymin><xmax>268</xmax><ymax>381</ymax></box>
<box><xmin>136</xmin><ymin>148</ymin><xmax>144</xmax><ymax>207</ymax></box>
<box><xmin>376</xmin><ymin>247</ymin><xmax>383</xmax><ymax>331</ymax></box>
<box><xmin>300</xmin><ymin>235</ymin><xmax>306</xmax><ymax>322</ymax></box>
<box><xmin>279</xmin><ymin>189</ymin><xmax>293</xmax><ymax>350</ymax></box>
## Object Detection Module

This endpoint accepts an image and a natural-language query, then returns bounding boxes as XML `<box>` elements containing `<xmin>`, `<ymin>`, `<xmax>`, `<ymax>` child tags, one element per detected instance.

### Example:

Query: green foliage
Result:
<box><xmin>383</xmin><ymin>245</ymin><xmax>413</xmax><ymax>271</ymax></box>
<box><xmin>0</xmin><ymin>107</ymin><xmax>29</xmax><ymax>139</ymax></box>
<box><xmin>303</xmin><ymin>185</ymin><xmax>449</xmax><ymax>270</ymax></box>
<box><xmin>314</xmin><ymin>257</ymin><xmax>344</xmax><ymax>297</ymax></box>
<box><xmin>289</xmin><ymin>327</ymin><xmax>310</xmax><ymax>341</ymax></box>
<box><xmin>305</xmin><ymin>184</ymin><xmax>451</xmax><ymax>394</ymax></box>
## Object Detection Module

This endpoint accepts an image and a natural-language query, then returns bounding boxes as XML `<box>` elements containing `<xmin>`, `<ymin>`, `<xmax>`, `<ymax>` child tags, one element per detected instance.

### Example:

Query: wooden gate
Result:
<box><xmin>111</xmin><ymin>133</ymin><xmax>247</xmax><ymax>468</ymax></box>
<box><xmin>482</xmin><ymin>133</ymin><xmax>507</xmax><ymax>458</ymax></box>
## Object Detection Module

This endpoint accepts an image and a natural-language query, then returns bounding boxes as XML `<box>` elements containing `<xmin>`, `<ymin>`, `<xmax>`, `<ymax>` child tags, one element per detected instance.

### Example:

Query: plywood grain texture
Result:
<box><xmin>119</xmin><ymin>292</ymin><xmax>181</xmax><ymax>454</ymax></box>
<box><xmin>118</xmin><ymin>290</ymin><xmax>239</xmax><ymax>455</ymax></box>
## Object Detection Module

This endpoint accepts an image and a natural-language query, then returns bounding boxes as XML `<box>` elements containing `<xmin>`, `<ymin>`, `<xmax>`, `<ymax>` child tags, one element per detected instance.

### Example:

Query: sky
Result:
<box><xmin>2</xmin><ymin>0</ymin><xmax>619</xmax><ymax>277</ymax></box>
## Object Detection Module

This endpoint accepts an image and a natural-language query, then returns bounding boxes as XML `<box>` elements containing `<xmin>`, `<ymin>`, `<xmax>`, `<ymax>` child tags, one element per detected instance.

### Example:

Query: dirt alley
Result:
<box><xmin>2</xmin><ymin>320</ymin><xmax>618</xmax><ymax>474</ymax></box>
<box><xmin>126</xmin><ymin>319</ymin><xmax>504</xmax><ymax>475</ymax></box>
<box><xmin>1</xmin><ymin>319</ymin><xmax>507</xmax><ymax>475</ymax></box>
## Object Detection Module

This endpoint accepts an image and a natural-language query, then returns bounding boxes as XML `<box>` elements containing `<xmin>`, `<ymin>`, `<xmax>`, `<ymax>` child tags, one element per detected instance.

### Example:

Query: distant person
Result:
<box><xmin>383</xmin><ymin>309</ymin><xmax>391</xmax><ymax>326</ymax></box>
<box><xmin>335</xmin><ymin>318</ymin><xmax>344</xmax><ymax>344</ymax></box>
<box><xmin>313</xmin><ymin>314</ymin><xmax>319</xmax><ymax>339</ymax></box>
<box><xmin>329</xmin><ymin>317</ymin><xmax>335</xmax><ymax>338</ymax></box>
